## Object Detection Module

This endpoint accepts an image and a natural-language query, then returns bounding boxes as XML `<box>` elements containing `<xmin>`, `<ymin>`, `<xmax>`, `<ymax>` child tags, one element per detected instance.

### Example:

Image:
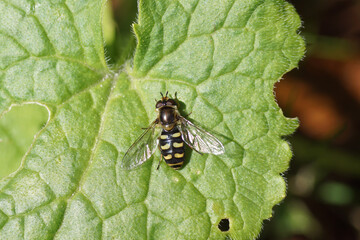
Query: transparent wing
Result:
<box><xmin>121</xmin><ymin>120</ymin><xmax>161</xmax><ymax>169</ymax></box>
<box><xmin>178</xmin><ymin>116</ymin><xmax>225</xmax><ymax>155</ymax></box>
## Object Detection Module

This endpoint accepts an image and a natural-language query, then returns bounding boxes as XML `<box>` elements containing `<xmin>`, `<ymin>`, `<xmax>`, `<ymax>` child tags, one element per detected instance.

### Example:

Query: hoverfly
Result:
<box><xmin>121</xmin><ymin>92</ymin><xmax>225</xmax><ymax>170</ymax></box>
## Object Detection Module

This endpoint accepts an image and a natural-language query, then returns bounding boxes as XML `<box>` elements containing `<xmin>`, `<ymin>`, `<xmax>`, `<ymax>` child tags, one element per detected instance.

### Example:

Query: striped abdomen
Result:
<box><xmin>159</xmin><ymin>126</ymin><xmax>185</xmax><ymax>170</ymax></box>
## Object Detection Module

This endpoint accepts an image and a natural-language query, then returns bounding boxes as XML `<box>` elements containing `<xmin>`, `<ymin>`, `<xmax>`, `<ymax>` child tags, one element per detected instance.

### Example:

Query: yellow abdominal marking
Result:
<box><xmin>161</xmin><ymin>144</ymin><xmax>170</xmax><ymax>150</ymax></box>
<box><xmin>174</xmin><ymin>153</ymin><xmax>184</xmax><ymax>158</ymax></box>
<box><xmin>173</xmin><ymin>142</ymin><xmax>183</xmax><ymax>148</ymax></box>
<box><xmin>164</xmin><ymin>154</ymin><xmax>172</xmax><ymax>160</ymax></box>
<box><xmin>160</xmin><ymin>135</ymin><xmax>168</xmax><ymax>139</ymax></box>
<box><xmin>168</xmin><ymin>162</ymin><xmax>182</xmax><ymax>166</ymax></box>
<box><xmin>172</xmin><ymin>132</ymin><xmax>181</xmax><ymax>138</ymax></box>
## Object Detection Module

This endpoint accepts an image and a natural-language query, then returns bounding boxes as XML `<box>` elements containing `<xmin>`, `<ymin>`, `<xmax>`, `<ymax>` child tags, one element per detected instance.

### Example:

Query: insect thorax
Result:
<box><xmin>159</xmin><ymin>107</ymin><xmax>177</xmax><ymax>124</ymax></box>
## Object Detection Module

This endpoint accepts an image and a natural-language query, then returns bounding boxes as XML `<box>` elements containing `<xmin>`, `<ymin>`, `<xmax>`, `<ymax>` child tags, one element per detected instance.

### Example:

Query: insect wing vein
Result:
<box><xmin>121</xmin><ymin>120</ymin><xmax>160</xmax><ymax>169</ymax></box>
<box><xmin>179</xmin><ymin>117</ymin><xmax>225</xmax><ymax>155</ymax></box>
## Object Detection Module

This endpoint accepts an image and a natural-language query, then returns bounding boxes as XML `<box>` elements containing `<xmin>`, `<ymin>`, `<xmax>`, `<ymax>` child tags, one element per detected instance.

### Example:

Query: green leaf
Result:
<box><xmin>0</xmin><ymin>0</ymin><xmax>304</xmax><ymax>239</ymax></box>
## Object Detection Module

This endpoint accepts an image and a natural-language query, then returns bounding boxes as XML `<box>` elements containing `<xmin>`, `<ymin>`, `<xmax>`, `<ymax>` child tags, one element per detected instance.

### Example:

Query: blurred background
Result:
<box><xmin>0</xmin><ymin>0</ymin><xmax>359</xmax><ymax>239</ymax></box>
<box><xmin>265</xmin><ymin>0</ymin><xmax>360</xmax><ymax>239</ymax></box>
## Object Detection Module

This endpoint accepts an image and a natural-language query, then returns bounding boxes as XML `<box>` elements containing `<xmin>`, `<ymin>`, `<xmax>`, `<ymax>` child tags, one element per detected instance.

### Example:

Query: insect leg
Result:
<box><xmin>157</xmin><ymin>154</ymin><xmax>163</xmax><ymax>170</ymax></box>
<box><xmin>184</xmin><ymin>112</ymin><xmax>192</xmax><ymax>118</ymax></box>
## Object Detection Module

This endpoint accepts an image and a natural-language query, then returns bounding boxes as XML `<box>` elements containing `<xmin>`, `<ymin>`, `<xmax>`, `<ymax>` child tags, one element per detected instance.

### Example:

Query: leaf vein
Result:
<box><xmin>50</xmin><ymin>201</ymin><xmax>67</xmax><ymax>239</ymax></box>
<box><xmin>62</xmin><ymin>2</ymin><xmax>86</xmax><ymax>59</ymax></box>
<box><xmin>29</xmin><ymin>14</ymin><xmax>57</xmax><ymax>54</ymax></box>
<box><xmin>71</xmin><ymin>77</ymin><xmax>117</xmax><ymax>196</ymax></box>
<box><xmin>1</xmin><ymin>0</ymin><xmax>26</xmax><ymax>15</ymax></box>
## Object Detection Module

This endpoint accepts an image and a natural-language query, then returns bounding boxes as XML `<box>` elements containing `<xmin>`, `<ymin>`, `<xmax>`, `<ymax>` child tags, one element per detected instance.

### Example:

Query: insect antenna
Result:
<box><xmin>165</xmin><ymin>91</ymin><xmax>168</xmax><ymax>97</ymax></box>
<box><xmin>160</xmin><ymin>92</ymin><xmax>164</xmax><ymax>98</ymax></box>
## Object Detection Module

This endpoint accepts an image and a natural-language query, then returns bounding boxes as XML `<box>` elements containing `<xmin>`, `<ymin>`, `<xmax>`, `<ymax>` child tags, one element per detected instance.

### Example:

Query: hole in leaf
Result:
<box><xmin>218</xmin><ymin>218</ymin><xmax>230</xmax><ymax>232</ymax></box>
<box><xmin>0</xmin><ymin>103</ymin><xmax>49</xmax><ymax>178</ymax></box>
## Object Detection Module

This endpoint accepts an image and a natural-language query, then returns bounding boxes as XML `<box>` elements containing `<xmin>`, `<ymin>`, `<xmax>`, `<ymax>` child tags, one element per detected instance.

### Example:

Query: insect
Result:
<box><xmin>121</xmin><ymin>92</ymin><xmax>225</xmax><ymax>170</ymax></box>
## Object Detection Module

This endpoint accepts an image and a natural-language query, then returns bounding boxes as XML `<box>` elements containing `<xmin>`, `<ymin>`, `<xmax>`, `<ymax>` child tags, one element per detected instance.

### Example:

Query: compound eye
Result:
<box><xmin>166</xmin><ymin>99</ymin><xmax>176</xmax><ymax>106</ymax></box>
<box><xmin>156</xmin><ymin>101</ymin><xmax>164</xmax><ymax>108</ymax></box>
